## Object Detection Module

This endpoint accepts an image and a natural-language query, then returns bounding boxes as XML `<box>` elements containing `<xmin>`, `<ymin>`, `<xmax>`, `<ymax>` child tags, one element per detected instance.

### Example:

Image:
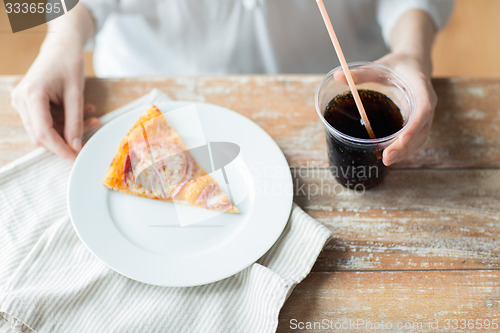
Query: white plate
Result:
<box><xmin>68</xmin><ymin>101</ymin><xmax>293</xmax><ymax>287</ymax></box>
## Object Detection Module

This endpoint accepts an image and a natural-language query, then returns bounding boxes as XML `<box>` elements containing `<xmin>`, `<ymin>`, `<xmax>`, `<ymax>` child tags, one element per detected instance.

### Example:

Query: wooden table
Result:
<box><xmin>1</xmin><ymin>76</ymin><xmax>499</xmax><ymax>332</ymax></box>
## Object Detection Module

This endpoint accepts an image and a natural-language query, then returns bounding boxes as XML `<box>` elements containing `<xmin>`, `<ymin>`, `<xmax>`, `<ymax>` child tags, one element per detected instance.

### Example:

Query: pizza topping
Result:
<box><xmin>131</xmin><ymin>147</ymin><xmax>198</xmax><ymax>199</ymax></box>
<box><xmin>196</xmin><ymin>182</ymin><xmax>232</xmax><ymax>211</ymax></box>
<box><xmin>123</xmin><ymin>154</ymin><xmax>132</xmax><ymax>175</ymax></box>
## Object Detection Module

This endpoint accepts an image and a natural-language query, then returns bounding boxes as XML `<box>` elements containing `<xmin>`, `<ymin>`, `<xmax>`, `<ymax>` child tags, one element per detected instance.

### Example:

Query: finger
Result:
<box><xmin>12</xmin><ymin>95</ymin><xmax>37</xmax><ymax>145</ymax></box>
<box><xmin>384</xmin><ymin>119</ymin><xmax>431</xmax><ymax>163</ymax></box>
<box><xmin>83</xmin><ymin>117</ymin><xmax>100</xmax><ymax>133</ymax></box>
<box><xmin>383</xmin><ymin>120</ymin><xmax>432</xmax><ymax>166</ymax></box>
<box><xmin>407</xmin><ymin>86</ymin><xmax>435</xmax><ymax>136</ymax></box>
<box><xmin>384</xmin><ymin>132</ymin><xmax>428</xmax><ymax>166</ymax></box>
<box><xmin>63</xmin><ymin>84</ymin><xmax>84</xmax><ymax>153</ymax></box>
<box><xmin>389</xmin><ymin>106</ymin><xmax>432</xmax><ymax>163</ymax></box>
<box><xmin>83</xmin><ymin>104</ymin><xmax>96</xmax><ymax>117</ymax></box>
<box><xmin>27</xmin><ymin>94</ymin><xmax>77</xmax><ymax>160</ymax></box>
<box><xmin>383</xmin><ymin>77</ymin><xmax>434</xmax><ymax>162</ymax></box>
<box><xmin>82</xmin><ymin>117</ymin><xmax>101</xmax><ymax>144</ymax></box>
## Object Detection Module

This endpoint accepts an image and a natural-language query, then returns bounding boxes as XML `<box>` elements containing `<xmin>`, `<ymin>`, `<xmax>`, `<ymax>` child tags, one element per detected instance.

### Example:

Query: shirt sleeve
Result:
<box><xmin>80</xmin><ymin>0</ymin><xmax>119</xmax><ymax>33</ymax></box>
<box><xmin>79</xmin><ymin>0</ymin><xmax>119</xmax><ymax>50</ymax></box>
<box><xmin>376</xmin><ymin>0</ymin><xmax>454</xmax><ymax>48</ymax></box>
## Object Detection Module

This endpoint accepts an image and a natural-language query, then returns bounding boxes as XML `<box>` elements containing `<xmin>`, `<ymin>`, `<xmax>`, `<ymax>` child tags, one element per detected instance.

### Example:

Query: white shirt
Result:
<box><xmin>81</xmin><ymin>0</ymin><xmax>453</xmax><ymax>77</ymax></box>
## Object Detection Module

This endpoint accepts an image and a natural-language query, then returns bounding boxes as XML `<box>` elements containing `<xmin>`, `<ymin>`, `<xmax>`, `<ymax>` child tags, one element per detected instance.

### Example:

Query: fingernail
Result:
<box><xmin>388</xmin><ymin>150</ymin><xmax>399</xmax><ymax>164</ymax></box>
<box><xmin>72</xmin><ymin>138</ymin><xmax>82</xmax><ymax>152</ymax></box>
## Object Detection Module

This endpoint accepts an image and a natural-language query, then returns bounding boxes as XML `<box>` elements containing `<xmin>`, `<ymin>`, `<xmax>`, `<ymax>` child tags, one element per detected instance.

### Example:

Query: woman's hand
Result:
<box><xmin>12</xmin><ymin>42</ymin><xmax>95</xmax><ymax>160</ymax></box>
<box><xmin>377</xmin><ymin>9</ymin><xmax>438</xmax><ymax>166</ymax></box>
<box><xmin>376</xmin><ymin>52</ymin><xmax>437</xmax><ymax>166</ymax></box>
<box><xmin>11</xmin><ymin>3</ymin><xmax>98</xmax><ymax>160</ymax></box>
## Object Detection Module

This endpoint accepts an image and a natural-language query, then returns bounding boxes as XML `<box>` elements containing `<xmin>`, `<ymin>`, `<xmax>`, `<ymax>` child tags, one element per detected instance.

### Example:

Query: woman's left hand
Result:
<box><xmin>375</xmin><ymin>52</ymin><xmax>437</xmax><ymax>166</ymax></box>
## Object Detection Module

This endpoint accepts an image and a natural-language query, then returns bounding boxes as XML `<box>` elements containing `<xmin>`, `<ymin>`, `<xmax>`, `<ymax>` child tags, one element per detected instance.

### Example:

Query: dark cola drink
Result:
<box><xmin>323</xmin><ymin>89</ymin><xmax>404</xmax><ymax>189</ymax></box>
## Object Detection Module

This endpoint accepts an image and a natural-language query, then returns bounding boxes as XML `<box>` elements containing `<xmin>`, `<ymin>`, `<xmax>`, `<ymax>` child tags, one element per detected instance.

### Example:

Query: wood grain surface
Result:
<box><xmin>279</xmin><ymin>271</ymin><xmax>500</xmax><ymax>333</ymax></box>
<box><xmin>0</xmin><ymin>76</ymin><xmax>498</xmax><ymax>332</ymax></box>
<box><xmin>2</xmin><ymin>76</ymin><xmax>500</xmax><ymax>168</ymax></box>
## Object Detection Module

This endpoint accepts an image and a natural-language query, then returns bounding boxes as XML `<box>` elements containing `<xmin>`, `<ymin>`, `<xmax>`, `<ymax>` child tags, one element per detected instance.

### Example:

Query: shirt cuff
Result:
<box><xmin>377</xmin><ymin>0</ymin><xmax>454</xmax><ymax>48</ymax></box>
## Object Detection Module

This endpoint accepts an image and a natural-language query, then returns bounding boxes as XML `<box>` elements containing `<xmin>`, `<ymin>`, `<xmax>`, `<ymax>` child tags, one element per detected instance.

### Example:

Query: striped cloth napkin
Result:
<box><xmin>0</xmin><ymin>90</ymin><xmax>331</xmax><ymax>333</ymax></box>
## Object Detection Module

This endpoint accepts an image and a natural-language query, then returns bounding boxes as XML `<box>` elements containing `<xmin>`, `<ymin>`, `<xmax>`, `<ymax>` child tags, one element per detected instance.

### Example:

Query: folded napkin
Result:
<box><xmin>0</xmin><ymin>90</ymin><xmax>331</xmax><ymax>333</ymax></box>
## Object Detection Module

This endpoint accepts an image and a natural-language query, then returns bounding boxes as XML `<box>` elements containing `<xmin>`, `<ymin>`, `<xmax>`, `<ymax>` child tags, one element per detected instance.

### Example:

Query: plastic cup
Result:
<box><xmin>315</xmin><ymin>61</ymin><xmax>416</xmax><ymax>190</ymax></box>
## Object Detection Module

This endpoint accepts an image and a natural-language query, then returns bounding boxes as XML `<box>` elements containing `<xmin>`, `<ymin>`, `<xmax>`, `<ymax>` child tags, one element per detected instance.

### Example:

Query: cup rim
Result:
<box><xmin>314</xmin><ymin>61</ymin><xmax>416</xmax><ymax>145</ymax></box>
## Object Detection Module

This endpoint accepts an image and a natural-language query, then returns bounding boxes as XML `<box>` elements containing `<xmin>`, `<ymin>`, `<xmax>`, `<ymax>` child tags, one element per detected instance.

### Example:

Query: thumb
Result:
<box><xmin>63</xmin><ymin>84</ymin><xmax>84</xmax><ymax>152</ymax></box>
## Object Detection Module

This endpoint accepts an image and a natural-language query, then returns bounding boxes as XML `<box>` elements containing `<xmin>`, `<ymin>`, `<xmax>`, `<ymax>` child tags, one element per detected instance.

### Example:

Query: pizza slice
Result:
<box><xmin>103</xmin><ymin>105</ymin><xmax>239</xmax><ymax>213</ymax></box>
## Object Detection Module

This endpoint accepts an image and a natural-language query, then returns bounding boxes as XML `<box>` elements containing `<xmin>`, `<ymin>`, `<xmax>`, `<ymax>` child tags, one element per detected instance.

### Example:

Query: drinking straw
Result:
<box><xmin>315</xmin><ymin>0</ymin><xmax>376</xmax><ymax>139</ymax></box>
